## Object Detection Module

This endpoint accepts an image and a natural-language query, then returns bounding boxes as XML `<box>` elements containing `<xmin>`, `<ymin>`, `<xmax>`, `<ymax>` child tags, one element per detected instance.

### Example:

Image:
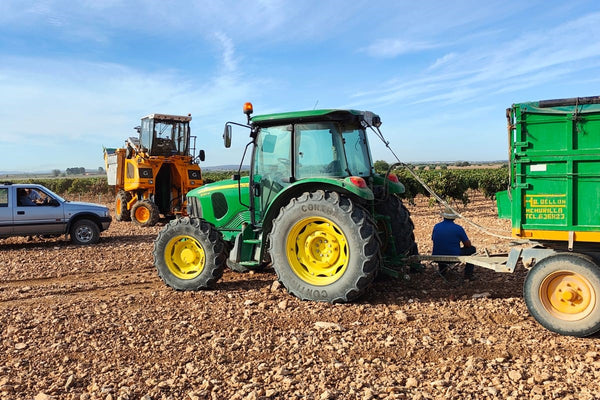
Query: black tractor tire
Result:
<box><xmin>115</xmin><ymin>190</ymin><xmax>132</xmax><ymax>222</ymax></box>
<box><xmin>70</xmin><ymin>219</ymin><xmax>100</xmax><ymax>245</ymax></box>
<box><xmin>374</xmin><ymin>193</ymin><xmax>418</xmax><ymax>258</ymax></box>
<box><xmin>153</xmin><ymin>217</ymin><xmax>226</xmax><ymax>291</ymax></box>
<box><xmin>131</xmin><ymin>199</ymin><xmax>160</xmax><ymax>227</ymax></box>
<box><xmin>523</xmin><ymin>253</ymin><xmax>600</xmax><ymax>337</ymax></box>
<box><xmin>268</xmin><ymin>190</ymin><xmax>380</xmax><ymax>303</ymax></box>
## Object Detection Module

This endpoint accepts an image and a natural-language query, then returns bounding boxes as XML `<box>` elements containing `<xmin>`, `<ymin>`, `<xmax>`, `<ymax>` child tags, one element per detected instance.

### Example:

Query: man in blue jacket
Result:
<box><xmin>432</xmin><ymin>208</ymin><xmax>476</xmax><ymax>280</ymax></box>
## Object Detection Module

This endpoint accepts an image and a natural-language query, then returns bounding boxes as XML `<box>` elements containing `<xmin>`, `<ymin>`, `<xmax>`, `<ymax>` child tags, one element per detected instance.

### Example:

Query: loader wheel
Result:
<box><xmin>70</xmin><ymin>219</ymin><xmax>100</xmax><ymax>245</ymax></box>
<box><xmin>523</xmin><ymin>253</ymin><xmax>600</xmax><ymax>337</ymax></box>
<box><xmin>115</xmin><ymin>190</ymin><xmax>132</xmax><ymax>222</ymax></box>
<box><xmin>153</xmin><ymin>217</ymin><xmax>226</xmax><ymax>290</ymax></box>
<box><xmin>269</xmin><ymin>190</ymin><xmax>379</xmax><ymax>303</ymax></box>
<box><xmin>374</xmin><ymin>193</ymin><xmax>418</xmax><ymax>259</ymax></box>
<box><xmin>131</xmin><ymin>200</ymin><xmax>160</xmax><ymax>227</ymax></box>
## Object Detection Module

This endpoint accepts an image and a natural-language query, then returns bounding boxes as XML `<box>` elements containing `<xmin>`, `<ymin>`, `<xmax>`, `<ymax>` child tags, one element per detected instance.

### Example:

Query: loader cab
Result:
<box><xmin>139</xmin><ymin>114</ymin><xmax>192</xmax><ymax>157</ymax></box>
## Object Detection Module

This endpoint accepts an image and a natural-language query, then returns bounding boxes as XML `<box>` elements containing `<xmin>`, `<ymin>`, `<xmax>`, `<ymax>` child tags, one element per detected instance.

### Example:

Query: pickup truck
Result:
<box><xmin>0</xmin><ymin>182</ymin><xmax>111</xmax><ymax>245</ymax></box>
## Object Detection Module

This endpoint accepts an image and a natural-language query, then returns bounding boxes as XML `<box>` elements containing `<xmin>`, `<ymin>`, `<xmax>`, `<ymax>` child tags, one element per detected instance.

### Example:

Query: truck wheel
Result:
<box><xmin>131</xmin><ymin>200</ymin><xmax>160</xmax><ymax>227</ymax></box>
<box><xmin>115</xmin><ymin>190</ymin><xmax>132</xmax><ymax>222</ymax></box>
<box><xmin>523</xmin><ymin>253</ymin><xmax>600</xmax><ymax>337</ymax></box>
<box><xmin>374</xmin><ymin>194</ymin><xmax>418</xmax><ymax>258</ymax></box>
<box><xmin>70</xmin><ymin>219</ymin><xmax>100</xmax><ymax>245</ymax></box>
<box><xmin>269</xmin><ymin>190</ymin><xmax>379</xmax><ymax>303</ymax></box>
<box><xmin>153</xmin><ymin>217</ymin><xmax>226</xmax><ymax>290</ymax></box>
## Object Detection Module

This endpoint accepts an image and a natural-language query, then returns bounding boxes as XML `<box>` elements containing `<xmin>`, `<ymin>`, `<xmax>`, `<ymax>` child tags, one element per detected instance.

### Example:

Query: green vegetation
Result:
<box><xmin>394</xmin><ymin>167</ymin><xmax>508</xmax><ymax>204</ymax></box>
<box><xmin>3</xmin><ymin>168</ymin><xmax>508</xmax><ymax>205</ymax></box>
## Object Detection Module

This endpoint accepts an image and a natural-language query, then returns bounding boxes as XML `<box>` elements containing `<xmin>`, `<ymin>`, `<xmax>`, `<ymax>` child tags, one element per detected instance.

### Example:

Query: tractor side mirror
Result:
<box><xmin>223</xmin><ymin>125</ymin><xmax>232</xmax><ymax>148</ymax></box>
<box><xmin>198</xmin><ymin>149</ymin><xmax>205</xmax><ymax>162</ymax></box>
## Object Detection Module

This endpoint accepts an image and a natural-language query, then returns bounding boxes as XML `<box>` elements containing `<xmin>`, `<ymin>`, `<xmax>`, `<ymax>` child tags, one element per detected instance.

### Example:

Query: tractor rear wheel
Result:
<box><xmin>523</xmin><ymin>253</ymin><xmax>600</xmax><ymax>337</ymax></box>
<box><xmin>374</xmin><ymin>193</ymin><xmax>418</xmax><ymax>259</ymax></box>
<box><xmin>131</xmin><ymin>199</ymin><xmax>160</xmax><ymax>227</ymax></box>
<box><xmin>268</xmin><ymin>190</ymin><xmax>379</xmax><ymax>303</ymax></box>
<box><xmin>153</xmin><ymin>217</ymin><xmax>226</xmax><ymax>290</ymax></box>
<box><xmin>115</xmin><ymin>190</ymin><xmax>132</xmax><ymax>222</ymax></box>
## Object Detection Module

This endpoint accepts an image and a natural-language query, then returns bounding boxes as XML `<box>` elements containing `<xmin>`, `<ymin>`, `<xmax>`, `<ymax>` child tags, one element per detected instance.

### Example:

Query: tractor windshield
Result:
<box><xmin>294</xmin><ymin>122</ymin><xmax>372</xmax><ymax>178</ymax></box>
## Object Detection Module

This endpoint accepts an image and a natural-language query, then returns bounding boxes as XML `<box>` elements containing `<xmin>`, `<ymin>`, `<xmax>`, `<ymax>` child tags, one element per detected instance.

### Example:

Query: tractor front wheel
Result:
<box><xmin>269</xmin><ymin>190</ymin><xmax>379</xmax><ymax>303</ymax></box>
<box><xmin>115</xmin><ymin>190</ymin><xmax>132</xmax><ymax>222</ymax></box>
<box><xmin>131</xmin><ymin>199</ymin><xmax>160</xmax><ymax>227</ymax></box>
<box><xmin>153</xmin><ymin>217</ymin><xmax>226</xmax><ymax>290</ymax></box>
<box><xmin>524</xmin><ymin>253</ymin><xmax>600</xmax><ymax>337</ymax></box>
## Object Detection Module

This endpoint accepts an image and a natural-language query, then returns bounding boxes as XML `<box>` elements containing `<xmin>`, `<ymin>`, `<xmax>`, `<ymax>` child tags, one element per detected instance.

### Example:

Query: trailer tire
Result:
<box><xmin>153</xmin><ymin>217</ymin><xmax>225</xmax><ymax>290</ymax></box>
<box><xmin>115</xmin><ymin>190</ymin><xmax>132</xmax><ymax>222</ymax></box>
<box><xmin>374</xmin><ymin>193</ymin><xmax>418</xmax><ymax>258</ymax></box>
<box><xmin>131</xmin><ymin>200</ymin><xmax>160</xmax><ymax>227</ymax></box>
<box><xmin>269</xmin><ymin>190</ymin><xmax>379</xmax><ymax>303</ymax></box>
<box><xmin>523</xmin><ymin>253</ymin><xmax>600</xmax><ymax>337</ymax></box>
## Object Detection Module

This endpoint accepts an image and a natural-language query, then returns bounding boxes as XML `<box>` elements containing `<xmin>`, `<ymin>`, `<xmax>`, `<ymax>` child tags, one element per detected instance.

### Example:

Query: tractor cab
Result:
<box><xmin>249</xmin><ymin>110</ymin><xmax>377</xmax><ymax>217</ymax></box>
<box><xmin>138</xmin><ymin>114</ymin><xmax>193</xmax><ymax>157</ymax></box>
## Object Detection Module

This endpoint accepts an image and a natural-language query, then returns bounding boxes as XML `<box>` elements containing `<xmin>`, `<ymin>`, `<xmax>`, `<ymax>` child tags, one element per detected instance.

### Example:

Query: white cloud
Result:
<box><xmin>428</xmin><ymin>53</ymin><xmax>457</xmax><ymax>70</ymax></box>
<box><xmin>352</xmin><ymin>11</ymin><xmax>600</xmax><ymax>107</ymax></box>
<box><xmin>362</xmin><ymin>38</ymin><xmax>437</xmax><ymax>58</ymax></box>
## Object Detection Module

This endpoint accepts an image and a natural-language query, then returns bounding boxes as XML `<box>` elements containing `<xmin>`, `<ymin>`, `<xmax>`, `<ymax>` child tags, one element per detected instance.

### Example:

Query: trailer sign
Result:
<box><xmin>525</xmin><ymin>194</ymin><xmax>566</xmax><ymax>221</ymax></box>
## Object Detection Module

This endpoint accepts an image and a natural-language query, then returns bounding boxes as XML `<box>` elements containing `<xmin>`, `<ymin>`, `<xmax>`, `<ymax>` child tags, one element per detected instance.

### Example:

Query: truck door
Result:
<box><xmin>0</xmin><ymin>187</ymin><xmax>12</xmax><ymax>236</ymax></box>
<box><xmin>13</xmin><ymin>187</ymin><xmax>65</xmax><ymax>235</ymax></box>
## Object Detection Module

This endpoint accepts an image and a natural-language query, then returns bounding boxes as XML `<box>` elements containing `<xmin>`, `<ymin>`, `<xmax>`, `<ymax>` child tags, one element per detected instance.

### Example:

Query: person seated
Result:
<box><xmin>18</xmin><ymin>189</ymin><xmax>37</xmax><ymax>206</ymax></box>
<box><xmin>432</xmin><ymin>207</ymin><xmax>477</xmax><ymax>280</ymax></box>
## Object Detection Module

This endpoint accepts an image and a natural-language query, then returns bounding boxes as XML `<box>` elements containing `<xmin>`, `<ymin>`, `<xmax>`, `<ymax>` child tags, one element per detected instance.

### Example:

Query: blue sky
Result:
<box><xmin>1</xmin><ymin>0</ymin><xmax>599</xmax><ymax>171</ymax></box>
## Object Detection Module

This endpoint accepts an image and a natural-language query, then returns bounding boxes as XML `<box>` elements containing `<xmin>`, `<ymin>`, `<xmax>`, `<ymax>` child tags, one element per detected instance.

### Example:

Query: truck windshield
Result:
<box><xmin>294</xmin><ymin>123</ymin><xmax>372</xmax><ymax>178</ymax></box>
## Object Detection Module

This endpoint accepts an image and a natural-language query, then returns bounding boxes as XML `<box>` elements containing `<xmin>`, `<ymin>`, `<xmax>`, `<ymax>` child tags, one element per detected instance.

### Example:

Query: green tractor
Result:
<box><xmin>153</xmin><ymin>103</ymin><xmax>417</xmax><ymax>302</ymax></box>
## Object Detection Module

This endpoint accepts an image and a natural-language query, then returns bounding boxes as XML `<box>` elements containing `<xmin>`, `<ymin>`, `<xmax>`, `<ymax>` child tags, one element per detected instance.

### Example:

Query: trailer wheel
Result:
<box><xmin>70</xmin><ymin>219</ymin><xmax>100</xmax><ymax>245</ymax></box>
<box><xmin>374</xmin><ymin>193</ymin><xmax>418</xmax><ymax>258</ymax></box>
<box><xmin>153</xmin><ymin>217</ymin><xmax>225</xmax><ymax>290</ymax></box>
<box><xmin>115</xmin><ymin>190</ymin><xmax>132</xmax><ymax>221</ymax></box>
<box><xmin>269</xmin><ymin>190</ymin><xmax>379</xmax><ymax>303</ymax></box>
<box><xmin>524</xmin><ymin>253</ymin><xmax>600</xmax><ymax>337</ymax></box>
<box><xmin>131</xmin><ymin>200</ymin><xmax>160</xmax><ymax>227</ymax></box>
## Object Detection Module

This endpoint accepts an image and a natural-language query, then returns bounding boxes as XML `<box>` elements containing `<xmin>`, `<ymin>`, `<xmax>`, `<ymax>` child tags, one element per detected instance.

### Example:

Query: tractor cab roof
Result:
<box><xmin>142</xmin><ymin>113</ymin><xmax>192</xmax><ymax>123</ymax></box>
<box><xmin>250</xmin><ymin>109</ymin><xmax>379</xmax><ymax>128</ymax></box>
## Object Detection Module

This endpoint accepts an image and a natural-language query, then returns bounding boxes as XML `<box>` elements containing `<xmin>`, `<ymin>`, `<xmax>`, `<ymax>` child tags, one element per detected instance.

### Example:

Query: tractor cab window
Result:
<box><xmin>254</xmin><ymin>125</ymin><xmax>292</xmax><ymax>214</ymax></box>
<box><xmin>294</xmin><ymin>123</ymin><xmax>372</xmax><ymax>179</ymax></box>
<box><xmin>295</xmin><ymin>123</ymin><xmax>345</xmax><ymax>178</ymax></box>
<box><xmin>341</xmin><ymin>128</ymin><xmax>372</xmax><ymax>177</ymax></box>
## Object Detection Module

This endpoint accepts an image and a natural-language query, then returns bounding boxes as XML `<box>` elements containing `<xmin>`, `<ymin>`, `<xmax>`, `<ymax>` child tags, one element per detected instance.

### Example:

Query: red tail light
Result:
<box><xmin>349</xmin><ymin>176</ymin><xmax>367</xmax><ymax>188</ymax></box>
<box><xmin>388</xmin><ymin>173</ymin><xmax>399</xmax><ymax>183</ymax></box>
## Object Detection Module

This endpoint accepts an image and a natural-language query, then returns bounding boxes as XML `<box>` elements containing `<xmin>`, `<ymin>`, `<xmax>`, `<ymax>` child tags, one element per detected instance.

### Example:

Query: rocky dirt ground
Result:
<box><xmin>1</xmin><ymin>192</ymin><xmax>599</xmax><ymax>400</ymax></box>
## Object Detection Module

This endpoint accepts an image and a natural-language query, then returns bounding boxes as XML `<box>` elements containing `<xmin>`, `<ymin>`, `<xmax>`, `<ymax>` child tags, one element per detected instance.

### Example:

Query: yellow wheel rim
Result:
<box><xmin>539</xmin><ymin>270</ymin><xmax>595</xmax><ymax>321</ymax></box>
<box><xmin>164</xmin><ymin>235</ymin><xmax>205</xmax><ymax>279</ymax></box>
<box><xmin>135</xmin><ymin>206</ymin><xmax>150</xmax><ymax>223</ymax></box>
<box><xmin>286</xmin><ymin>217</ymin><xmax>349</xmax><ymax>286</ymax></box>
<box><xmin>116</xmin><ymin>198</ymin><xmax>122</xmax><ymax>215</ymax></box>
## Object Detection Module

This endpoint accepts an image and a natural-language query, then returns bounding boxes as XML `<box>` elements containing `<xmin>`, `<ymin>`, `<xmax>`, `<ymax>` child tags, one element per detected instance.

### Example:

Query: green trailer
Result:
<box><xmin>495</xmin><ymin>96</ymin><xmax>600</xmax><ymax>337</ymax></box>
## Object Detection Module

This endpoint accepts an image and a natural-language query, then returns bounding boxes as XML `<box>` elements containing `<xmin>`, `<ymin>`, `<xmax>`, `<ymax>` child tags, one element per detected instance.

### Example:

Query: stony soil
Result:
<box><xmin>1</xmin><ymin>192</ymin><xmax>599</xmax><ymax>400</ymax></box>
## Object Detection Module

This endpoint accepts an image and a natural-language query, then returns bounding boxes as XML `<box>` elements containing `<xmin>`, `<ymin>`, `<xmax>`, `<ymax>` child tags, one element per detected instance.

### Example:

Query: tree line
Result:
<box><xmin>8</xmin><ymin>167</ymin><xmax>508</xmax><ymax>205</ymax></box>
